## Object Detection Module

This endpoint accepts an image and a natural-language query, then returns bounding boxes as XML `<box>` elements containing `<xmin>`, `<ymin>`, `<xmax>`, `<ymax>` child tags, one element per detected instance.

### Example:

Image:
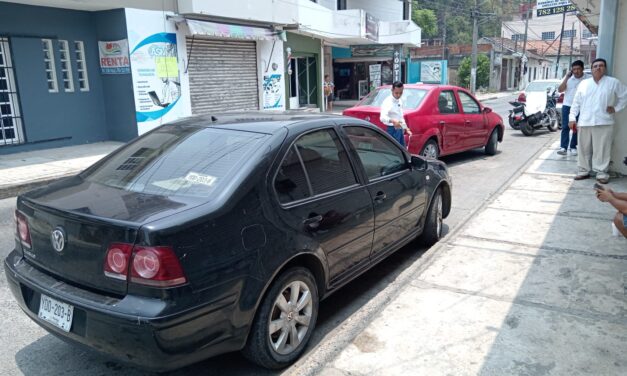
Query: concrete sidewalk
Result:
<box><xmin>0</xmin><ymin>141</ymin><xmax>123</xmax><ymax>199</ymax></box>
<box><xmin>302</xmin><ymin>141</ymin><xmax>627</xmax><ymax>375</ymax></box>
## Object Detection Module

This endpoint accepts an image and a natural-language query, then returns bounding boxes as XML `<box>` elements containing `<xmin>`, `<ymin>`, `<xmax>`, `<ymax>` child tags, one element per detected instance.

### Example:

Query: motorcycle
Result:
<box><xmin>508</xmin><ymin>87</ymin><xmax>560</xmax><ymax>136</ymax></box>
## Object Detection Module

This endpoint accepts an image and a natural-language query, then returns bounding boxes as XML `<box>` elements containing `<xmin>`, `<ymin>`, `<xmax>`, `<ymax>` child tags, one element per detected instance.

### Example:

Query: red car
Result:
<box><xmin>342</xmin><ymin>84</ymin><xmax>504</xmax><ymax>159</ymax></box>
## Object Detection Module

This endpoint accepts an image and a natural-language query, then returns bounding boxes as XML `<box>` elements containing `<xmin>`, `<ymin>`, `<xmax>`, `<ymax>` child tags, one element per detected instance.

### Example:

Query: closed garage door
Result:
<box><xmin>186</xmin><ymin>37</ymin><xmax>259</xmax><ymax>114</ymax></box>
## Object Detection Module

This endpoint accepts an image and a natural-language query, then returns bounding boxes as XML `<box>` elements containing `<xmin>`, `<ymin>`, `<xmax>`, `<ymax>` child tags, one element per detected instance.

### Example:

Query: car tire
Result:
<box><xmin>420</xmin><ymin>139</ymin><xmax>439</xmax><ymax>159</ymax></box>
<box><xmin>242</xmin><ymin>267</ymin><xmax>319</xmax><ymax>370</ymax></box>
<box><xmin>485</xmin><ymin>128</ymin><xmax>499</xmax><ymax>156</ymax></box>
<box><xmin>547</xmin><ymin>108</ymin><xmax>559</xmax><ymax>132</ymax></box>
<box><xmin>420</xmin><ymin>188</ymin><xmax>443</xmax><ymax>246</ymax></box>
<box><xmin>521</xmin><ymin>122</ymin><xmax>535</xmax><ymax>136</ymax></box>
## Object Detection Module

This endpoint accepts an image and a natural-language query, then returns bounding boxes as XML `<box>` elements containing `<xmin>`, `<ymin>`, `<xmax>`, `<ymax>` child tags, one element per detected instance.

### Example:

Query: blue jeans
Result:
<box><xmin>561</xmin><ymin>105</ymin><xmax>577</xmax><ymax>150</ymax></box>
<box><xmin>387</xmin><ymin>126</ymin><xmax>405</xmax><ymax>147</ymax></box>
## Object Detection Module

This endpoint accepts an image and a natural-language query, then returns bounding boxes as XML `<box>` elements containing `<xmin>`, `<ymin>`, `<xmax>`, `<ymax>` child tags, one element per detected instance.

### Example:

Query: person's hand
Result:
<box><xmin>568</xmin><ymin>121</ymin><xmax>576</xmax><ymax>130</ymax></box>
<box><xmin>567</xmin><ymin>70</ymin><xmax>573</xmax><ymax>78</ymax></box>
<box><xmin>596</xmin><ymin>187</ymin><xmax>614</xmax><ymax>202</ymax></box>
<box><xmin>405</xmin><ymin>128</ymin><xmax>413</xmax><ymax>136</ymax></box>
<box><xmin>392</xmin><ymin>119</ymin><xmax>402</xmax><ymax>129</ymax></box>
<box><xmin>607</xmin><ymin>106</ymin><xmax>616</xmax><ymax>114</ymax></box>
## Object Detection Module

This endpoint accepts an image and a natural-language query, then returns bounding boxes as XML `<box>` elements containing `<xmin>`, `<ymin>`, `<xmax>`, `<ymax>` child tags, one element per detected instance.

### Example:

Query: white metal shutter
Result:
<box><xmin>186</xmin><ymin>37</ymin><xmax>259</xmax><ymax>114</ymax></box>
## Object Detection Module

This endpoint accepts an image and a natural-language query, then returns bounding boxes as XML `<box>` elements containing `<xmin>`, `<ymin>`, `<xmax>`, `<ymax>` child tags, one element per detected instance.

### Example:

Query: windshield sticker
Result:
<box><xmin>185</xmin><ymin>172</ymin><xmax>217</xmax><ymax>187</ymax></box>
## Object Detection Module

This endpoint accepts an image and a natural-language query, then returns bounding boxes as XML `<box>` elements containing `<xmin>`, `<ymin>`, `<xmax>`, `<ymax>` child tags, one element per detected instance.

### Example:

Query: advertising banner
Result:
<box><xmin>98</xmin><ymin>40</ymin><xmax>130</xmax><ymax>74</ymax></box>
<box><xmin>421</xmin><ymin>61</ymin><xmax>443</xmax><ymax>83</ymax></box>
<box><xmin>369</xmin><ymin>64</ymin><xmax>381</xmax><ymax>88</ymax></box>
<box><xmin>536</xmin><ymin>0</ymin><xmax>575</xmax><ymax>17</ymax></box>
<box><xmin>263</xmin><ymin>74</ymin><xmax>282</xmax><ymax>109</ymax></box>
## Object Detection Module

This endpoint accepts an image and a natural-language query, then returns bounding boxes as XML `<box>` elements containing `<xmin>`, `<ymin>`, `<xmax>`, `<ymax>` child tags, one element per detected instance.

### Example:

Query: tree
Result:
<box><xmin>457</xmin><ymin>54</ymin><xmax>490</xmax><ymax>89</ymax></box>
<box><xmin>412</xmin><ymin>8</ymin><xmax>438</xmax><ymax>39</ymax></box>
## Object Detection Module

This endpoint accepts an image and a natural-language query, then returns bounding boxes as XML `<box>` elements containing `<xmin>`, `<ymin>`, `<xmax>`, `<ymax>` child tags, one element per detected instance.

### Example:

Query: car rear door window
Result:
<box><xmin>438</xmin><ymin>90</ymin><xmax>460</xmax><ymax>114</ymax></box>
<box><xmin>275</xmin><ymin>128</ymin><xmax>357</xmax><ymax>204</ymax></box>
<box><xmin>458</xmin><ymin>91</ymin><xmax>481</xmax><ymax>114</ymax></box>
<box><xmin>343</xmin><ymin>126</ymin><xmax>407</xmax><ymax>180</ymax></box>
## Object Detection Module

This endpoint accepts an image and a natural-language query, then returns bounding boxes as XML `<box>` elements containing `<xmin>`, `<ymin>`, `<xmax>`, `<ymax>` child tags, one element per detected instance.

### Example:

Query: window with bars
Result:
<box><xmin>58</xmin><ymin>40</ymin><xmax>74</xmax><ymax>92</ymax></box>
<box><xmin>511</xmin><ymin>34</ymin><xmax>525</xmax><ymax>41</ymax></box>
<box><xmin>74</xmin><ymin>41</ymin><xmax>89</xmax><ymax>91</ymax></box>
<box><xmin>42</xmin><ymin>39</ymin><xmax>58</xmax><ymax>93</ymax></box>
<box><xmin>541</xmin><ymin>31</ymin><xmax>555</xmax><ymax>41</ymax></box>
<box><xmin>0</xmin><ymin>37</ymin><xmax>25</xmax><ymax>145</ymax></box>
<box><xmin>582</xmin><ymin>29</ymin><xmax>593</xmax><ymax>38</ymax></box>
<box><xmin>563</xmin><ymin>30</ymin><xmax>576</xmax><ymax>38</ymax></box>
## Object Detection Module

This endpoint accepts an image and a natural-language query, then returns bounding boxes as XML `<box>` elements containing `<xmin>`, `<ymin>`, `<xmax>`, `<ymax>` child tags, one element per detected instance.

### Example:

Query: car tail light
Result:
<box><xmin>15</xmin><ymin>210</ymin><xmax>32</xmax><ymax>248</ymax></box>
<box><xmin>104</xmin><ymin>243</ymin><xmax>133</xmax><ymax>280</ymax></box>
<box><xmin>517</xmin><ymin>92</ymin><xmax>526</xmax><ymax>102</ymax></box>
<box><xmin>557</xmin><ymin>93</ymin><xmax>564</xmax><ymax>103</ymax></box>
<box><xmin>130</xmin><ymin>246</ymin><xmax>187</xmax><ymax>287</ymax></box>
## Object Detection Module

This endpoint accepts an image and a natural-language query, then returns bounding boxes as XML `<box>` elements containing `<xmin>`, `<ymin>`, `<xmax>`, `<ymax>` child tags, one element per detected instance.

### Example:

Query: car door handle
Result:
<box><xmin>374</xmin><ymin>192</ymin><xmax>387</xmax><ymax>203</ymax></box>
<box><xmin>439</xmin><ymin>121</ymin><xmax>445</xmax><ymax>125</ymax></box>
<box><xmin>303</xmin><ymin>214</ymin><xmax>323</xmax><ymax>229</ymax></box>
<box><xmin>465</xmin><ymin>120</ymin><xmax>471</xmax><ymax>125</ymax></box>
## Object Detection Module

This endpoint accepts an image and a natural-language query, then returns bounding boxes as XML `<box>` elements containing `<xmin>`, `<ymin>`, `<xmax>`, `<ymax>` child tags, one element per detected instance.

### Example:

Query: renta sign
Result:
<box><xmin>98</xmin><ymin>39</ymin><xmax>131</xmax><ymax>74</ymax></box>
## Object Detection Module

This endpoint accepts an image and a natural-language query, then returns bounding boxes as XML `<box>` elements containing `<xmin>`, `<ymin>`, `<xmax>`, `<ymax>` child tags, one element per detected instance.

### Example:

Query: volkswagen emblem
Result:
<box><xmin>51</xmin><ymin>227</ymin><xmax>66</xmax><ymax>253</ymax></box>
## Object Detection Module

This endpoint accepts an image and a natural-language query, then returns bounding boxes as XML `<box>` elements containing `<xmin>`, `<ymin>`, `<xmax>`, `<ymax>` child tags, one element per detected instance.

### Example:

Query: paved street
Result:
<box><xmin>0</xmin><ymin>95</ymin><xmax>564</xmax><ymax>376</ymax></box>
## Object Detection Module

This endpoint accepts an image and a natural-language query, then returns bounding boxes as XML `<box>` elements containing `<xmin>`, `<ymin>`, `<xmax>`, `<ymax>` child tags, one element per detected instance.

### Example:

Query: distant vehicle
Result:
<box><xmin>342</xmin><ymin>84</ymin><xmax>505</xmax><ymax>160</ymax></box>
<box><xmin>5</xmin><ymin>113</ymin><xmax>451</xmax><ymax>371</ymax></box>
<box><xmin>517</xmin><ymin>79</ymin><xmax>564</xmax><ymax>109</ymax></box>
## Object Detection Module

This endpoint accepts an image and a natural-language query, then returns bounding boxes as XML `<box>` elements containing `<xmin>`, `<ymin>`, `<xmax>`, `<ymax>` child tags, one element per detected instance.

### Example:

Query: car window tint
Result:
<box><xmin>359</xmin><ymin>88</ymin><xmax>428</xmax><ymax>109</ymax></box>
<box><xmin>344</xmin><ymin>126</ymin><xmax>407</xmax><ymax>180</ymax></box>
<box><xmin>525</xmin><ymin>81</ymin><xmax>559</xmax><ymax>92</ymax></box>
<box><xmin>83</xmin><ymin>126</ymin><xmax>268</xmax><ymax>199</ymax></box>
<box><xmin>458</xmin><ymin>91</ymin><xmax>481</xmax><ymax>114</ymax></box>
<box><xmin>294</xmin><ymin>129</ymin><xmax>357</xmax><ymax>195</ymax></box>
<box><xmin>275</xmin><ymin>146</ymin><xmax>311</xmax><ymax>203</ymax></box>
<box><xmin>437</xmin><ymin>90</ymin><xmax>459</xmax><ymax>114</ymax></box>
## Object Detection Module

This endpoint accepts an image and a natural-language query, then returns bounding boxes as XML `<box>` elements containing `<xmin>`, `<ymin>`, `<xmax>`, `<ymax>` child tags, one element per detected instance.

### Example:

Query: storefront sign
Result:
<box><xmin>536</xmin><ymin>0</ymin><xmax>575</xmax><ymax>17</ymax></box>
<box><xmin>352</xmin><ymin>44</ymin><xmax>394</xmax><ymax>58</ymax></box>
<box><xmin>392</xmin><ymin>47</ymin><xmax>402</xmax><ymax>83</ymax></box>
<box><xmin>369</xmin><ymin>64</ymin><xmax>381</xmax><ymax>88</ymax></box>
<box><xmin>98</xmin><ymin>40</ymin><xmax>130</xmax><ymax>74</ymax></box>
<box><xmin>263</xmin><ymin>74</ymin><xmax>283</xmax><ymax>109</ymax></box>
<box><xmin>365</xmin><ymin>13</ymin><xmax>379</xmax><ymax>42</ymax></box>
<box><xmin>420</xmin><ymin>61</ymin><xmax>443</xmax><ymax>83</ymax></box>
<box><xmin>186</xmin><ymin>19</ymin><xmax>279</xmax><ymax>41</ymax></box>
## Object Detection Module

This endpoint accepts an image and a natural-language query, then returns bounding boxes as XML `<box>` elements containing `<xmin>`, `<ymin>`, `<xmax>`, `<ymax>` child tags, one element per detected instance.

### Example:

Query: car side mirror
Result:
<box><xmin>483</xmin><ymin>107</ymin><xmax>492</xmax><ymax>114</ymax></box>
<box><xmin>411</xmin><ymin>156</ymin><xmax>427</xmax><ymax>170</ymax></box>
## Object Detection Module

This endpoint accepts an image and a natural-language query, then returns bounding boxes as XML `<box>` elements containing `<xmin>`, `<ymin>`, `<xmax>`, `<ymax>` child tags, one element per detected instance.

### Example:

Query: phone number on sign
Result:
<box><xmin>536</xmin><ymin>5</ymin><xmax>577</xmax><ymax>17</ymax></box>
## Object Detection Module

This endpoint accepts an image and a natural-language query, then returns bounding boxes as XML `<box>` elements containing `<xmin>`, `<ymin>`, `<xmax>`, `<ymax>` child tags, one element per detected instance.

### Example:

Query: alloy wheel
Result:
<box><xmin>268</xmin><ymin>281</ymin><xmax>313</xmax><ymax>355</ymax></box>
<box><xmin>422</xmin><ymin>143</ymin><xmax>438</xmax><ymax>159</ymax></box>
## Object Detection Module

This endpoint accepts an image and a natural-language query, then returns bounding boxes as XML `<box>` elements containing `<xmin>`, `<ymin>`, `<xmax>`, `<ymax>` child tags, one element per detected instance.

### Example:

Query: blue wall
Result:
<box><xmin>0</xmin><ymin>3</ymin><xmax>136</xmax><ymax>155</ymax></box>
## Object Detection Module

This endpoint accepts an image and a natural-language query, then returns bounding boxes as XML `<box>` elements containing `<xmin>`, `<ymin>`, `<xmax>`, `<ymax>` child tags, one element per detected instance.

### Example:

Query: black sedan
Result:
<box><xmin>5</xmin><ymin>113</ymin><xmax>451</xmax><ymax>371</ymax></box>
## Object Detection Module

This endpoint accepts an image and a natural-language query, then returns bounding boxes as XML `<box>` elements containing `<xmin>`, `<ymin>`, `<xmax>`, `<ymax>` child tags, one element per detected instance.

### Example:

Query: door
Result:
<box><xmin>186</xmin><ymin>37</ymin><xmax>258</xmax><ymax>114</ymax></box>
<box><xmin>458</xmin><ymin>90</ymin><xmax>488</xmax><ymax>148</ymax></box>
<box><xmin>273</xmin><ymin>127</ymin><xmax>374</xmax><ymax>281</ymax></box>
<box><xmin>0</xmin><ymin>37</ymin><xmax>24</xmax><ymax>146</ymax></box>
<box><xmin>296</xmin><ymin>57</ymin><xmax>318</xmax><ymax>107</ymax></box>
<box><xmin>342</xmin><ymin>126</ymin><xmax>426</xmax><ymax>260</ymax></box>
<box><xmin>288</xmin><ymin>58</ymin><xmax>299</xmax><ymax>109</ymax></box>
<box><xmin>435</xmin><ymin>89</ymin><xmax>466</xmax><ymax>154</ymax></box>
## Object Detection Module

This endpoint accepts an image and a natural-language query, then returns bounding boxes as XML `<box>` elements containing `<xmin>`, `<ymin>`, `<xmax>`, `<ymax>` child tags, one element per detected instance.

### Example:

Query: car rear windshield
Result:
<box><xmin>83</xmin><ymin>125</ymin><xmax>269</xmax><ymax>199</ymax></box>
<box><xmin>359</xmin><ymin>88</ymin><xmax>428</xmax><ymax>109</ymax></box>
<box><xmin>526</xmin><ymin>81</ymin><xmax>559</xmax><ymax>92</ymax></box>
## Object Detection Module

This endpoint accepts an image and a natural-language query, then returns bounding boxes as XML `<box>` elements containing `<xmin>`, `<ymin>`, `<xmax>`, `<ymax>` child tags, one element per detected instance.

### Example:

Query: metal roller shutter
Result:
<box><xmin>186</xmin><ymin>37</ymin><xmax>259</xmax><ymax>114</ymax></box>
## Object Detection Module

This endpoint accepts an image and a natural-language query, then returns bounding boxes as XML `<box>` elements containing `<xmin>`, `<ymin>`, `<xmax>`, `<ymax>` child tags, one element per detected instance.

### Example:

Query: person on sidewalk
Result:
<box><xmin>380</xmin><ymin>81</ymin><xmax>412</xmax><ymax>147</ymax></box>
<box><xmin>596</xmin><ymin>185</ymin><xmax>627</xmax><ymax>238</ymax></box>
<box><xmin>323</xmin><ymin>75</ymin><xmax>335</xmax><ymax>112</ymax></box>
<box><xmin>557</xmin><ymin>60</ymin><xmax>588</xmax><ymax>156</ymax></box>
<box><xmin>569</xmin><ymin>58</ymin><xmax>627</xmax><ymax>184</ymax></box>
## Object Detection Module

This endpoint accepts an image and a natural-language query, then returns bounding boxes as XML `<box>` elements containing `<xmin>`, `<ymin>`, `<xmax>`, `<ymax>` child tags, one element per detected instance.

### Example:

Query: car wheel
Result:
<box><xmin>547</xmin><ymin>108</ymin><xmax>559</xmax><ymax>132</ymax></box>
<box><xmin>420</xmin><ymin>188</ymin><xmax>443</xmax><ymax>246</ymax></box>
<box><xmin>485</xmin><ymin>128</ymin><xmax>499</xmax><ymax>156</ymax></box>
<box><xmin>242</xmin><ymin>267</ymin><xmax>319</xmax><ymax>369</ymax></box>
<box><xmin>520</xmin><ymin>122</ymin><xmax>535</xmax><ymax>136</ymax></box>
<box><xmin>420</xmin><ymin>139</ymin><xmax>439</xmax><ymax>159</ymax></box>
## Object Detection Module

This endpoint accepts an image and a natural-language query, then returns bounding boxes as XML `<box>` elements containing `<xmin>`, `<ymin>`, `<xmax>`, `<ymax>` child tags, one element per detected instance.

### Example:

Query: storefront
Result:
<box><xmin>284</xmin><ymin>32</ymin><xmax>322</xmax><ymax>110</ymax></box>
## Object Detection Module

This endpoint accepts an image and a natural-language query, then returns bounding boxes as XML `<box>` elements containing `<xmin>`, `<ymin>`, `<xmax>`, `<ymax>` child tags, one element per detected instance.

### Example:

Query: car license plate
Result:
<box><xmin>38</xmin><ymin>294</ymin><xmax>73</xmax><ymax>332</ymax></box>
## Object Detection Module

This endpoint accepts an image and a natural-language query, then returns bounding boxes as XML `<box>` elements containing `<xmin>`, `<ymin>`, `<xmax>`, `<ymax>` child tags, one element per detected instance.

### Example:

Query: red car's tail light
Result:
<box><xmin>104</xmin><ymin>243</ymin><xmax>133</xmax><ymax>280</ymax></box>
<box><xmin>15</xmin><ymin>210</ymin><xmax>32</xmax><ymax>248</ymax></box>
<box><xmin>130</xmin><ymin>246</ymin><xmax>187</xmax><ymax>287</ymax></box>
<box><xmin>517</xmin><ymin>93</ymin><xmax>526</xmax><ymax>102</ymax></box>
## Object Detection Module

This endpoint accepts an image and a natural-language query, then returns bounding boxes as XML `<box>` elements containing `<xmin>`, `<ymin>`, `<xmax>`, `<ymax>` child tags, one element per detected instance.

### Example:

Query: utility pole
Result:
<box><xmin>442</xmin><ymin>9</ymin><xmax>447</xmax><ymax>60</ymax></box>
<box><xmin>555</xmin><ymin>10</ymin><xmax>566</xmax><ymax>78</ymax></box>
<box><xmin>519</xmin><ymin>0</ymin><xmax>530</xmax><ymax>90</ymax></box>
<box><xmin>568</xmin><ymin>21</ymin><xmax>575</xmax><ymax>66</ymax></box>
<box><xmin>470</xmin><ymin>0</ymin><xmax>478</xmax><ymax>93</ymax></box>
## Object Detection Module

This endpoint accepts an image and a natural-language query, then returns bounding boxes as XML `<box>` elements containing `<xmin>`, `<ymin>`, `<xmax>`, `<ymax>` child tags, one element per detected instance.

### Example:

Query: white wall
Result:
<box><xmin>257</xmin><ymin>40</ymin><xmax>286</xmax><ymax>111</ymax></box>
<box><xmin>347</xmin><ymin>0</ymin><xmax>403</xmax><ymax>22</ymax></box>
<box><xmin>177</xmin><ymin>0</ymin><xmax>297</xmax><ymax>25</ymax></box>
<box><xmin>315</xmin><ymin>0</ymin><xmax>337</xmax><ymax>11</ymax></box>
<box><xmin>502</xmin><ymin>9</ymin><xmax>586</xmax><ymax>48</ymax></box>
<box><xmin>611</xmin><ymin>0</ymin><xmax>627</xmax><ymax>175</ymax></box>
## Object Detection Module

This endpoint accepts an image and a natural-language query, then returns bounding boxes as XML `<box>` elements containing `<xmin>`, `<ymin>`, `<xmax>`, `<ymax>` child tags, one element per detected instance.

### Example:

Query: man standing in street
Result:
<box><xmin>557</xmin><ymin>60</ymin><xmax>588</xmax><ymax>156</ymax></box>
<box><xmin>569</xmin><ymin>58</ymin><xmax>627</xmax><ymax>183</ymax></box>
<box><xmin>380</xmin><ymin>81</ymin><xmax>412</xmax><ymax>147</ymax></box>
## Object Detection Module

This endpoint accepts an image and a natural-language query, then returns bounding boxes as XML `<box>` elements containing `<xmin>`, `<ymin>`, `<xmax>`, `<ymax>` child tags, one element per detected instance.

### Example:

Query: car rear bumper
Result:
<box><xmin>4</xmin><ymin>250</ymin><xmax>244</xmax><ymax>371</ymax></box>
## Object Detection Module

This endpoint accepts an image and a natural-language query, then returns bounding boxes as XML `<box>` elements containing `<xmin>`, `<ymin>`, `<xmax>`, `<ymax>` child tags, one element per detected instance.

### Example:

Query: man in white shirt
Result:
<box><xmin>557</xmin><ymin>60</ymin><xmax>588</xmax><ymax>156</ymax></box>
<box><xmin>380</xmin><ymin>81</ymin><xmax>412</xmax><ymax>147</ymax></box>
<box><xmin>569</xmin><ymin>58</ymin><xmax>627</xmax><ymax>183</ymax></box>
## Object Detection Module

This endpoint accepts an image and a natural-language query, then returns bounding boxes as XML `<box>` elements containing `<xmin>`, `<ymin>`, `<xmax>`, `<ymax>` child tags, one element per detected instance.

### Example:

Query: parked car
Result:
<box><xmin>342</xmin><ymin>84</ymin><xmax>504</xmax><ymax>159</ymax></box>
<box><xmin>517</xmin><ymin>79</ymin><xmax>565</xmax><ymax>109</ymax></box>
<box><xmin>5</xmin><ymin>113</ymin><xmax>451</xmax><ymax>371</ymax></box>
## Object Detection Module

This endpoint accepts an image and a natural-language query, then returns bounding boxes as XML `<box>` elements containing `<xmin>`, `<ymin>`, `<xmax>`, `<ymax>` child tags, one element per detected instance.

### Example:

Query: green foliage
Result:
<box><xmin>457</xmin><ymin>54</ymin><xmax>490</xmax><ymax>89</ymax></box>
<box><xmin>412</xmin><ymin>8</ymin><xmax>438</xmax><ymax>39</ymax></box>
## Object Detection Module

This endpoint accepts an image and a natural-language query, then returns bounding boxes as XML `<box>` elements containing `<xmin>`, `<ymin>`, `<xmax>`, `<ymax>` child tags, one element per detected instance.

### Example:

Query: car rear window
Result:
<box><xmin>83</xmin><ymin>126</ymin><xmax>269</xmax><ymax>198</ymax></box>
<box><xmin>359</xmin><ymin>88</ymin><xmax>428</xmax><ymax>109</ymax></box>
<box><xmin>525</xmin><ymin>81</ymin><xmax>559</xmax><ymax>92</ymax></box>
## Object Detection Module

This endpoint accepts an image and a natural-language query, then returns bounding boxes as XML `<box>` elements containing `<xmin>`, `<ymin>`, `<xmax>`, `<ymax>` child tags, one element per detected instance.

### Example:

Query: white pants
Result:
<box><xmin>577</xmin><ymin>125</ymin><xmax>613</xmax><ymax>179</ymax></box>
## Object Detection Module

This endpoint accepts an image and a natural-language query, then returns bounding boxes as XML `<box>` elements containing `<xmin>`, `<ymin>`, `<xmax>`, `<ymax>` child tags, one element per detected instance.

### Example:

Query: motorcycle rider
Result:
<box><xmin>557</xmin><ymin>60</ymin><xmax>589</xmax><ymax>156</ymax></box>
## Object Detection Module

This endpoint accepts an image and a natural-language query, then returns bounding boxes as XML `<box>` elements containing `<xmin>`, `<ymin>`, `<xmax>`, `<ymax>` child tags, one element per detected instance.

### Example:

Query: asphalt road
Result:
<box><xmin>0</xmin><ymin>95</ymin><xmax>561</xmax><ymax>376</ymax></box>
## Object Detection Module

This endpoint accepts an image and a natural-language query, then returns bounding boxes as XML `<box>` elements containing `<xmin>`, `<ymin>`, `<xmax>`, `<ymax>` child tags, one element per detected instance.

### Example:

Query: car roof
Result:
<box><xmin>166</xmin><ymin>111</ymin><xmax>349</xmax><ymax>134</ymax></box>
<box><xmin>376</xmin><ymin>83</ymin><xmax>460</xmax><ymax>91</ymax></box>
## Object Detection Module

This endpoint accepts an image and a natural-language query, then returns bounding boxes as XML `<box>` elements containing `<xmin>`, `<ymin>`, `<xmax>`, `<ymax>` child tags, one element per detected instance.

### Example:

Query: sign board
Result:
<box><xmin>392</xmin><ymin>47</ymin><xmax>402</xmax><ymax>83</ymax></box>
<box><xmin>369</xmin><ymin>64</ymin><xmax>381</xmax><ymax>88</ymax></box>
<box><xmin>98</xmin><ymin>40</ymin><xmax>130</xmax><ymax>74</ymax></box>
<box><xmin>536</xmin><ymin>0</ymin><xmax>576</xmax><ymax>17</ymax></box>
<box><xmin>263</xmin><ymin>74</ymin><xmax>283</xmax><ymax>109</ymax></box>
<box><xmin>420</xmin><ymin>61</ymin><xmax>442</xmax><ymax>83</ymax></box>
<box><xmin>352</xmin><ymin>44</ymin><xmax>394</xmax><ymax>58</ymax></box>
<box><xmin>365</xmin><ymin>13</ymin><xmax>379</xmax><ymax>42</ymax></box>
